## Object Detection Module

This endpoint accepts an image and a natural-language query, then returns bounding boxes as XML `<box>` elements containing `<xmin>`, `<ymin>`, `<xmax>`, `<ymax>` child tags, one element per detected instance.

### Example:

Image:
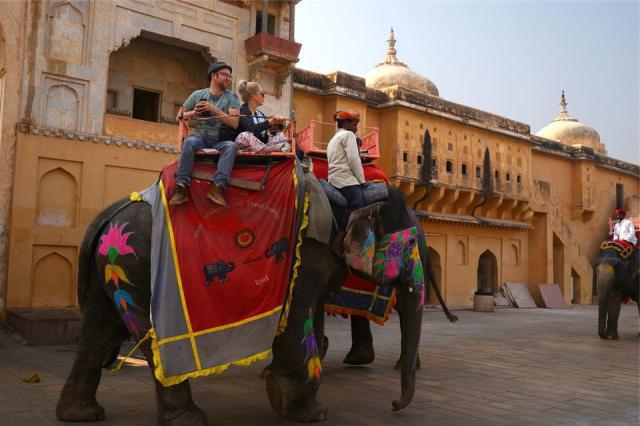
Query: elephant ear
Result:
<box><xmin>346</xmin><ymin>201</ymin><xmax>386</xmax><ymax>230</ymax></box>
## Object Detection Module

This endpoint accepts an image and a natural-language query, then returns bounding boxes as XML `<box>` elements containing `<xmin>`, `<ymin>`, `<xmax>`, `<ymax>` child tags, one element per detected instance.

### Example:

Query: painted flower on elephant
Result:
<box><xmin>99</xmin><ymin>222</ymin><xmax>136</xmax><ymax>264</ymax></box>
<box><xmin>98</xmin><ymin>222</ymin><xmax>139</xmax><ymax>336</ymax></box>
<box><xmin>302</xmin><ymin>309</ymin><xmax>322</xmax><ymax>382</ymax></box>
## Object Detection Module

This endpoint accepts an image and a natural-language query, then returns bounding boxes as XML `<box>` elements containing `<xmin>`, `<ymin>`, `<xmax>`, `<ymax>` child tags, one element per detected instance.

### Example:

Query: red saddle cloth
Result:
<box><xmin>160</xmin><ymin>159</ymin><xmax>300</xmax><ymax>333</ymax></box>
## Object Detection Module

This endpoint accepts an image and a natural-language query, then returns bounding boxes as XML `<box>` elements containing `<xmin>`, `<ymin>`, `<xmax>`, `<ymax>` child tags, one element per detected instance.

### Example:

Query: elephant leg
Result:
<box><xmin>636</xmin><ymin>301</ymin><xmax>640</xmax><ymax>338</ymax></box>
<box><xmin>266</xmin><ymin>253</ymin><xmax>331</xmax><ymax>422</ymax></box>
<box><xmin>394</xmin><ymin>309</ymin><xmax>421</xmax><ymax>371</ymax></box>
<box><xmin>56</xmin><ymin>293</ymin><xmax>129</xmax><ymax>421</ymax></box>
<box><xmin>138</xmin><ymin>343</ymin><xmax>207</xmax><ymax>426</ymax></box>
<box><xmin>606</xmin><ymin>290</ymin><xmax>622</xmax><ymax>339</ymax></box>
<box><xmin>343</xmin><ymin>315</ymin><xmax>375</xmax><ymax>365</ymax></box>
<box><xmin>598</xmin><ymin>293</ymin><xmax>609</xmax><ymax>339</ymax></box>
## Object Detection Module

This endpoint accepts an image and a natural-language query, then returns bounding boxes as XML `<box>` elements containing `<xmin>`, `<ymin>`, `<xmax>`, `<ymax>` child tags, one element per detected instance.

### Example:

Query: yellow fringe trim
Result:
<box><xmin>129</xmin><ymin>191</ymin><xmax>143</xmax><ymax>201</ymax></box>
<box><xmin>277</xmin><ymin>191</ymin><xmax>310</xmax><ymax>335</ymax></box>
<box><xmin>109</xmin><ymin>331</ymin><xmax>151</xmax><ymax>373</ymax></box>
<box><xmin>149</xmin><ymin>328</ymin><xmax>273</xmax><ymax>387</ymax></box>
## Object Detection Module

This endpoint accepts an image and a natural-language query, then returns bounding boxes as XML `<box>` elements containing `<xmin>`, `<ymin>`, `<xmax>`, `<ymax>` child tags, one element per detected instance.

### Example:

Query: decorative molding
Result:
<box><xmin>19</xmin><ymin>123</ymin><xmax>179</xmax><ymax>154</ymax></box>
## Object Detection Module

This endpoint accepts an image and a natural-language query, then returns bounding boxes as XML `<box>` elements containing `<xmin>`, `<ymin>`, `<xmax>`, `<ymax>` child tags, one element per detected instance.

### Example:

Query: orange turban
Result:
<box><xmin>333</xmin><ymin>111</ymin><xmax>360</xmax><ymax>122</ymax></box>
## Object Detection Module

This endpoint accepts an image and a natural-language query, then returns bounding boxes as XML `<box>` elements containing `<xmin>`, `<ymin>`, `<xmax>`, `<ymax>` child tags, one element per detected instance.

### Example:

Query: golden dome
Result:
<box><xmin>536</xmin><ymin>91</ymin><xmax>603</xmax><ymax>151</ymax></box>
<box><xmin>365</xmin><ymin>28</ymin><xmax>439</xmax><ymax>97</ymax></box>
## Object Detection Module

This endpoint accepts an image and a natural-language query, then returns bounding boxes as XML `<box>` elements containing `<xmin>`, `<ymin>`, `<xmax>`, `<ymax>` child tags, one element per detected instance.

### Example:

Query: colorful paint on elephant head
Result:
<box><xmin>98</xmin><ymin>222</ymin><xmax>140</xmax><ymax>336</ymax></box>
<box><xmin>373</xmin><ymin>227</ymin><xmax>425</xmax><ymax>307</ymax></box>
<box><xmin>302</xmin><ymin>308</ymin><xmax>322</xmax><ymax>382</ymax></box>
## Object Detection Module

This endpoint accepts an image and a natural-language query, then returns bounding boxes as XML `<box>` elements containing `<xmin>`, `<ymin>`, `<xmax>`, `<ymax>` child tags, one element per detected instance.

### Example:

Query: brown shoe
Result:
<box><xmin>207</xmin><ymin>184</ymin><xmax>227</xmax><ymax>207</ymax></box>
<box><xmin>169</xmin><ymin>184</ymin><xmax>188</xmax><ymax>206</ymax></box>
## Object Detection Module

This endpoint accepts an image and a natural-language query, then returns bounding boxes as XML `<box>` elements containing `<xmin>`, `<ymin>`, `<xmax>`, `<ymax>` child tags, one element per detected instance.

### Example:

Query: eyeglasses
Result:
<box><xmin>216</xmin><ymin>72</ymin><xmax>232</xmax><ymax>78</ymax></box>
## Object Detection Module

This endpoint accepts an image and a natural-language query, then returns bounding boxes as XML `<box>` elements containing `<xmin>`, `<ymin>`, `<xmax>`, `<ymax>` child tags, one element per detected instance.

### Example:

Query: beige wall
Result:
<box><xmin>425</xmin><ymin>222</ymin><xmax>528</xmax><ymax>309</ymax></box>
<box><xmin>7</xmin><ymin>132</ymin><xmax>172</xmax><ymax>308</ymax></box>
<box><xmin>0</xmin><ymin>2</ymin><xmax>28</xmax><ymax>310</ymax></box>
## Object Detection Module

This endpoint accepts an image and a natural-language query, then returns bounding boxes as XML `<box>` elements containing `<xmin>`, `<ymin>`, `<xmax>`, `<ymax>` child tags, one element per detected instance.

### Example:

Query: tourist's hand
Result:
<box><xmin>269</xmin><ymin>115</ymin><xmax>286</xmax><ymax>124</ymax></box>
<box><xmin>194</xmin><ymin>101</ymin><xmax>211</xmax><ymax>115</ymax></box>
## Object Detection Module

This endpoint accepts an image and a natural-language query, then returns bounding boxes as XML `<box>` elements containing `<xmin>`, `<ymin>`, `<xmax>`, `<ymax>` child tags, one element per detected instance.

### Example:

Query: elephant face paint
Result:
<box><xmin>345</xmin><ymin>226</ymin><xmax>426</xmax><ymax>307</ymax></box>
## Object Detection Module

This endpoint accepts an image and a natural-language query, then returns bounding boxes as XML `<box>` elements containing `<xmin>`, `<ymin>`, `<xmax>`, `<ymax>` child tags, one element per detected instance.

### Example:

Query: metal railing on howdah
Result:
<box><xmin>297</xmin><ymin>120</ymin><xmax>380</xmax><ymax>159</ymax></box>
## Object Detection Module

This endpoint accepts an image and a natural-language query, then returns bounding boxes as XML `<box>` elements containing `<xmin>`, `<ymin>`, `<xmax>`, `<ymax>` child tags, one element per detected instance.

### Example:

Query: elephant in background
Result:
<box><xmin>596</xmin><ymin>245</ymin><xmax>639</xmax><ymax>340</ymax></box>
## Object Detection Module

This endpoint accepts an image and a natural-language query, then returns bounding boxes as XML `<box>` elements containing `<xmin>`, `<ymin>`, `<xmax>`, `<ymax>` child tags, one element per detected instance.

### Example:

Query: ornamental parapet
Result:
<box><xmin>18</xmin><ymin>123</ymin><xmax>179</xmax><ymax>154</ymax></box>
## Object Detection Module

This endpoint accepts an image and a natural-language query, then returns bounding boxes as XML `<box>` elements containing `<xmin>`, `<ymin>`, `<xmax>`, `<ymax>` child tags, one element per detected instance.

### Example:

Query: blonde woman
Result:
<box><xmin>235</xmin><ymin>80</ymin><xmax>290</xmax><ymax>153</ymax></box>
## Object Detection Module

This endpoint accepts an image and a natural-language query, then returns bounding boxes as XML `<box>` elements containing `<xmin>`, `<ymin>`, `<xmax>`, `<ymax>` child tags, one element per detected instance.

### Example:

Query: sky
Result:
<box><xmin>295</xmin><ymin>0</ymin><xmax>639</xmax><ymax>163</ymax></box>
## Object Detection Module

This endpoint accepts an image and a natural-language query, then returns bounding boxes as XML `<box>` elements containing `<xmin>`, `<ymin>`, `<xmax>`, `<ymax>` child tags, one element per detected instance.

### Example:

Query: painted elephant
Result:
<box><xmin>56</xmin><ymin>184</ymin><xmax>427</xmax><ymax>423</ymax></box>
<box><xmin>56</xmin><ymin>197</ymin><xmax>348</xmax><ymax>424</ymax></box>
<box><xmin>330</xmin><ymin>205</ymin><xmax>458</xmax><ymax>370</ymax></box>
<box><xmin>596</xmin><ymin>244</ymin><xmax>639</xmax><ymax>340</ymax></box>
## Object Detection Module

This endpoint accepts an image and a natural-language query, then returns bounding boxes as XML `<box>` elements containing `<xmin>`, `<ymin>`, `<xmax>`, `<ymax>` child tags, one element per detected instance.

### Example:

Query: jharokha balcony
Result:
<box><xmin>244</xmin><ymin>33</ymin><xmax>302</xmax><ymax>97</ymax></box>
<box><xmin>244</xmin><ymin>32</ymin><xmax>302</xmax><ymax>63</ymax></box>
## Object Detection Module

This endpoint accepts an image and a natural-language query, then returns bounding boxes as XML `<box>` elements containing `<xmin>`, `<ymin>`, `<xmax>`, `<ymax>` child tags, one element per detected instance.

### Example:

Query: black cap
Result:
<box><xmin>207</xmin><ymin>61</ymin><xmax>232</xmax><ymax>77</ymax></box>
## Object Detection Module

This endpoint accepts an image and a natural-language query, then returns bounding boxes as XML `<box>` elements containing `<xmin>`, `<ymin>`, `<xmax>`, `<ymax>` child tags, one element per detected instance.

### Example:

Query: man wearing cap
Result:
<box><xmin>613</xmin><ymin>208</ymin><xmax>637</xmax><ymax>246</ymax></box>
<box><xmin>327</xmin><ymin>111</ymin><xmax>366</xmax><ymax>221</ymax></box>
<box><xmin>169</xmin><ymin>61</ymin><xmax>241</xmax><ymax>207</ymax></box>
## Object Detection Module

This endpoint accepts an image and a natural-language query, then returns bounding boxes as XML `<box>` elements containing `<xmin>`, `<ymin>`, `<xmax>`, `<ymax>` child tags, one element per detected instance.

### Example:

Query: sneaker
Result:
<box><xmin>207</xmin><ymin>184</ymin><xmax>227</xmax><ymax>207</ymax></box>
<box><xmin>169</xmin><ymin>184</ymin><xmax>188</xmax><ymax>206</ymax></box>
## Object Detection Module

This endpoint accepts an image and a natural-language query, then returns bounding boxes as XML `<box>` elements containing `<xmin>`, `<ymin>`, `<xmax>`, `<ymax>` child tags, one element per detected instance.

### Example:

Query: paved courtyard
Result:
<box><xmin>0</xmin><ymin>305</ymin><xmax>638</xmax><ymax>425</ymax></box>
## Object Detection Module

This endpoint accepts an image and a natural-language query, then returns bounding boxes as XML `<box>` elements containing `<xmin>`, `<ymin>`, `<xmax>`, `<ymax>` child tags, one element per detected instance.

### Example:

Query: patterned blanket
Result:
<box><xmin>311</xmin><ymin>158</ymin><xmax>396</xmax><ymax>325</ymax></box>
<box><xmin>600</xmin><ymin>240</ymin><xmax>635</xmax><ymax>260</ymax></box>
<box><xmin>141</xmin><ymin>158</ymin><xmax>306</xmax><ymax>386</ymax></box>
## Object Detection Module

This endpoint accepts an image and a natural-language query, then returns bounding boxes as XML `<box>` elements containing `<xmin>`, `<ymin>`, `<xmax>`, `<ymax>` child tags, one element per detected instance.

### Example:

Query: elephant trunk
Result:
<box><xmin>392</xmin><ymin>285</ymin><xmax>423</xmax><ymax>411</ymax></box>
<box><xmin>596</xmin><ymin>263</ymin><xmax>614</xmax><ymax>339</ymax></box>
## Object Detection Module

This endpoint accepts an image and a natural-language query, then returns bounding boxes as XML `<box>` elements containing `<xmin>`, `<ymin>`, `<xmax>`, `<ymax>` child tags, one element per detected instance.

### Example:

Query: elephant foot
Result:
<box><xmin>158</xmin><ymin>402</ymin><xmax>207</xmax><ymax>426</ymax></box>
<box><xmin>267</xmin><ymin>373</ymin><xmax>326</xmax><ymax>421</ymax></box>
<box><xmin>266</xmin><ymin>374</ymin><xmax>295</xmax><ymax>416</ymax></box>
<box><xmin>605</xmin><ymin>330</ymin><xmax>620</xmax><ymax>340</ymax></box>
<box><xmin>394</xmin><ymin>355</ymin><xmax>421</xmax><ymax>371</ymax></box>
<box><xmin>56</xmin><ymin>397</ymin><xmax>106</xmax><ymax>422</ymax></box>
<box><xmin>343</xmin><ymin>345</ymin><xmax>374</xmax><ymax>365</ymax></box>
<box><xmin>287</xmin><ymin>395</ymin><xmax>328</xmax><ymax>423</ymax></box>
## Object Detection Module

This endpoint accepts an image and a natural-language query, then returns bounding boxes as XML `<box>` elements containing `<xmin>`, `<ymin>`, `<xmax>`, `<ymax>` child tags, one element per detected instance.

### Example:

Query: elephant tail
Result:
<box><xmin>414</xmin><ymin>223</ymin><xmax>459</xmax><ymax>323</ymax></box>
<box><xmin>77</xmin><ymin>198</ymin><xmax>134</xmax><ymax>309</ymax></box>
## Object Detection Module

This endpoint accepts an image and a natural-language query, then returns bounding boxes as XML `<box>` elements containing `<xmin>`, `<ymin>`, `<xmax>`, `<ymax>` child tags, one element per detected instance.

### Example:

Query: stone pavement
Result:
<box><xmin>0</xmin><ymin>305</ymin><xmax>638</xmax><ymax>425</ymax></box>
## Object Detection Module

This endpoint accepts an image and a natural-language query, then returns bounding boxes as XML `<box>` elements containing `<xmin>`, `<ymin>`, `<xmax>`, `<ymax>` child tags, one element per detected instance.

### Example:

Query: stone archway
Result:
<box><xmin>477</xmin><ymin>249</ymin><xmax>498</xmax><ymax>293</ymax></box>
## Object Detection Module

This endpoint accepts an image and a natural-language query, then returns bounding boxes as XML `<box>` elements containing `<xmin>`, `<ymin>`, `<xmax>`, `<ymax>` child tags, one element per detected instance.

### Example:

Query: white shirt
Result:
<box><xmin>613</xmin><ymin>218</ymin><xmax>637</xmax><ymax>245</ymax></box>
<box><xmin>327</xmin><ymin>129</ymin><xmax>365</xmax><ymax>188</ymax></box>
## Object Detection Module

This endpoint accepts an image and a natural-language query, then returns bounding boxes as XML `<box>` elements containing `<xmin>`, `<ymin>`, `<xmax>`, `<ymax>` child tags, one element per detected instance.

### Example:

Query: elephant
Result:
<box><xmin>329</xmin><ymin>206</ymin><xmax>458</xmax><ymax>369</ymax></box>
<box><xmin>56</xmin><ymin>183</ymin><xmax>427</xmax><ymax>423</ymax></box>
<box><xmin>596</xmin><ymin>244</ymin><xmax>639</xmax><ymax>340</ymax></box>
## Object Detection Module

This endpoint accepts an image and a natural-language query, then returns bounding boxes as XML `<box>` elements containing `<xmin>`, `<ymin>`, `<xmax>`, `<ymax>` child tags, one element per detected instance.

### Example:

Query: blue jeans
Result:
<box><xmin>338</xmin><ymin>184</ymin><xmax>365</xmax><ymax>229</ymax></box>
<box><xmin>176</xmin><ymin>133</ymin><xmax>239</xmax><ymax>186</ymax></box>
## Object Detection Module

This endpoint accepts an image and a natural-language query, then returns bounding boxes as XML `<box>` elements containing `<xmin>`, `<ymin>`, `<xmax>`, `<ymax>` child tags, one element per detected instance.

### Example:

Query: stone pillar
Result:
<box><xmin>289</xmin><ymin>1</ymin><xmax>295</xmax><ymax>40</ymax></box>
<box><xmin>261</xmin><ymin>0</ymin><xmax>268</xmax><ymax>34</ymax></box>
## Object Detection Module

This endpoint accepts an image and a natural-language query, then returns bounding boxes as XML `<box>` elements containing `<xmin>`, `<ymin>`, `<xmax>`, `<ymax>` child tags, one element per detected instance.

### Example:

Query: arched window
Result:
<box><xmin>477</xmin><ymin>250</ymin><xmax>498</xmax><ymax>293</ymax></box>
